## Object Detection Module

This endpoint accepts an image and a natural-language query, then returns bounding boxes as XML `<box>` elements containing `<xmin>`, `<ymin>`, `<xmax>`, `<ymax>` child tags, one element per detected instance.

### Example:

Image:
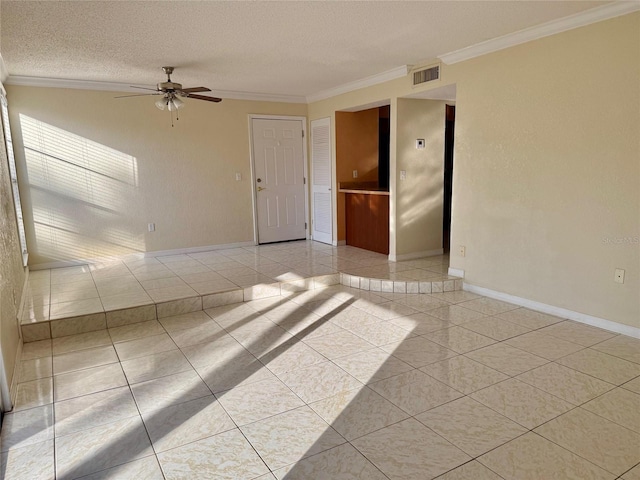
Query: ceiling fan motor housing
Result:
<box><xmin>157</xmin><ymin>81</ymin><xmax>182</xmax><ymax>92</ymax></box>
<box><xmin>115</xmin><ymin>66</ymin><xmax>222</xmax><ymax>106</ymax></box>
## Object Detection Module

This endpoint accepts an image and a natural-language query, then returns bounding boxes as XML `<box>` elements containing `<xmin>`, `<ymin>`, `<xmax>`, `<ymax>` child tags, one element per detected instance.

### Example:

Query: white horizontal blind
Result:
<box><xmin>1</xmin><ymin>93</ymin><xmax>28</xmax><ymax>266</ymax></box>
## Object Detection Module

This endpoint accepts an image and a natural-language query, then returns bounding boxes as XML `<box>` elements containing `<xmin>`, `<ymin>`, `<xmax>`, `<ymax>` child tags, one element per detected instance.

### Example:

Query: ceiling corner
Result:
<box><xmin>306</xmin><ymin>65</ymin><xmax>410</xmax><ymax>104</ymax></box>
<box><xmin>438</xmin><ymin>1</ymin><xmax>640</xmax><ymax>65</ymax></box>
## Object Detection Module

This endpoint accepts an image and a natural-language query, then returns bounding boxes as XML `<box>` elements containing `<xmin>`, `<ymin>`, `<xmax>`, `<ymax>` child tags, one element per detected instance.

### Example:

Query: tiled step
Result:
<box><xmin>340</xmin><ymin>273</ymin><xmax>463</xmax><ymax>294</ymax></box>
<box><xmin>20</xmin><ymin>274</ymin><xmax>340</xmax><ymax>343</ymax></box>
<box><xmin>20</xmin><ymin>272</ymin><xmax>462</xmax><ymax>343</ymax></box>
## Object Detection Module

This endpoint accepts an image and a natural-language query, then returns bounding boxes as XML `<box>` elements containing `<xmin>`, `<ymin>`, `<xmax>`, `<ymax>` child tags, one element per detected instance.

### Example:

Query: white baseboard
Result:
<box><xmin>1</xmin><ymin>340</ymin><xmax>22</xmax><ymax>412</ymax></box>
<box><xmin>28</xmin><ymin>241</ymin><xmax>256</xmax><ymax>270</ymax></box>
<box><xmin>2</xmin><ymin>268</ymin><xmax>29</xmax><ymax>411</ymax></box>
<box><xmin>389</xmin><ymin>249</ymin><xmax>444</xmax><ymax>262</ymax></box>
<box><xmin>10</xmin><ymin>341</ymin><xmax>22</xmax><ymax>409</ymax></box>
<box><xmin>448</xmin><ymin>268</ymin><xmax>465</xmax><ymax>278</ymax></box>
<box><xmin>143</xmin><ymin>241</ymin><xmax>255</xmax><ymax>258</ymax></box>
<box><xmin>463</xmin><ymin>283</ymin><xmax>640</xmax><ymax>338</ymax></box>
<box><xmin>30</xmin><ymin>259</ymin><xmax>95</xmax><ymax>270</ymax></box>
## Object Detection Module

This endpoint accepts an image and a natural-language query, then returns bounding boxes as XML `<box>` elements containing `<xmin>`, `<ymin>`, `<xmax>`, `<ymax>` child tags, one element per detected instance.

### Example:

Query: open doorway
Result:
<box><xmin>335</xmin><ymin>101</ymin><xmax>391</xmax><ymax>254</ymax></box>
<box><xmin>443</xmin><ymin>104</ymin><xmax>455</xmax><ymax>253</ymax></box>
<box><xmin>399</xmin><ymin>84</ymin><xmax>457</xmax><ymax>258</ymax></box>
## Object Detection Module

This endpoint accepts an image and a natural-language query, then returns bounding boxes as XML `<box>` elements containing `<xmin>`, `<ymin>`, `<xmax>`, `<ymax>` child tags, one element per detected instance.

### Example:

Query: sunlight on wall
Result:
<box><xmin>397</xmin><ymin>125</ymin><xmax>443</xmax><ymax>230</ymax></box>
<box><xmin>395</xmin><ymin>99</ymin><xmax>446</xmax><ymax>255</ymax></box>
<box><xmin>19</xmin><ymin>115</ymin><xmax>145</xmax><ymax>261</ymax></box>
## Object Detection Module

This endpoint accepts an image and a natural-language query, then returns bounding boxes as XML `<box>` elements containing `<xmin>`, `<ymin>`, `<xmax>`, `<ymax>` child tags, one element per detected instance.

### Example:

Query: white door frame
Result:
<box><xmin>248</xmin><ymin>114</ymin><xmax>309</xmax><ymax>245</ymax></box>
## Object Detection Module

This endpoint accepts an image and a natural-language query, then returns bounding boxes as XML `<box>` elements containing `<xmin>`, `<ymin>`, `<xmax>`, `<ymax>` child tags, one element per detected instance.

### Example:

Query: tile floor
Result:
<box><xmin>2</xmin><ymin>269</ymin><xmax>640</xmax><ymax>478</ymax></box>
<box><xmin>21</xmin><ymin>241</ymin><xmax>456</xmax><ymax>327</ymax></box>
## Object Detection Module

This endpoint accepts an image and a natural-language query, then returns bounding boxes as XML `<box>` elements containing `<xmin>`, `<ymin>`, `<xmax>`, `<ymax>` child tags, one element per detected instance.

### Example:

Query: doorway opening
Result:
<box><xmin>335</xmin><ymin>101</ymin><xmax>391</xmax><ymax>253</ymax></box>
<box><xmin>443</xmin><ymin>104</ymin><xmax>455</xmax><ymax>254</ymax></box>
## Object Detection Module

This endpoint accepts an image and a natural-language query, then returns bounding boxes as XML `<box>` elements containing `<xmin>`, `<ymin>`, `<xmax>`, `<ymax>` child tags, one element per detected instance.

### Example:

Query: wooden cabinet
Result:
<box><xmin>344</xmin><ymin>193</ymin><xmax>389</xmax><ymax>254</ymax></box>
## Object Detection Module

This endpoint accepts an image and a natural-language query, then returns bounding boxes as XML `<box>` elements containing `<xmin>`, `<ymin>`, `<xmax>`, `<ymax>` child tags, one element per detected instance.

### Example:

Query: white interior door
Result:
<box><xmin>311</xmin><ymin>117</ymin><xmax>333</xmax><ymax>244</ymax></box>
<box><xmin>251</xmin><ymin>118</ymin><xmax>306</xmax><ymax>244</ymax></box>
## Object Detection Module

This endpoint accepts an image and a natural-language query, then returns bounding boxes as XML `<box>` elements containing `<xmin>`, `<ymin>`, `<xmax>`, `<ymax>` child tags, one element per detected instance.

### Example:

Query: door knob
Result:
<box><xmin>257</xmin><ymin>186</ymin><xmax>266</xmax><ymax>192</ymax></box>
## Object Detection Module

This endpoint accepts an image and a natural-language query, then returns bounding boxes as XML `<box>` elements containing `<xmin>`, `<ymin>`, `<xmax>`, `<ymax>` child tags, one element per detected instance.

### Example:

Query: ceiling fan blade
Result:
<box><xmin>114</xmin><ymin>93</ymin><xmax>162</xmax><ymax>98</ymax></box>
<box><xmin>129</xmin><ymin>86</ymin><xmax>159</xmax><ymax>91</ymax></box>
<box><xmin>188</xmin><ymin>94</ymin><xmax>223</xmax><ymax>103</ymax></box>
<box><xmin>180</xmin><ymin>87</ymin><xmax>211</xmax><ymax>93</ymax></box>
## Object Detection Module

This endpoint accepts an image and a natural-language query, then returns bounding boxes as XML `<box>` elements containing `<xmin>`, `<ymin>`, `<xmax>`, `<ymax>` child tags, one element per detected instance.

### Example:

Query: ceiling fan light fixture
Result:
<box><xmin>170</xmin><ymin>96</ymin><xmax>184</xmax><ymax>110</ymax></box>
<box><xmin>155</xmin><ymin>97</ymin><xmax>168</xmax><ymax>110</ymax></box>
<box><xmin>116</xmin><ymin>68</ymin><xmax>222</xmax><ymax>125</ymax></box>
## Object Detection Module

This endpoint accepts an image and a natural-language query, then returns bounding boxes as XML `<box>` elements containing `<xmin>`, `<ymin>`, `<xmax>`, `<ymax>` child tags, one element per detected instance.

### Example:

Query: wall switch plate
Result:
<box><xmin>400</xmin><ymin>170</ymin><xmax>406</xmax><ymax>180</ymax></box>
<box><xmin>416</xmin><ymin>139</ymin><xmax>425</xmax><ymax>149</ymax></box>
<box><xmin>459</xmin><ymin>245</ymin><xmax>466</xmax><ymax>257</ymax></box>
<box><xmin>614</xmin><ymin>268</ymin><xmax>625</xmax><ymax>284</ymax></box>
<box><xmin>353</xmin><ymin>170</ymin><xmax>358</xmax><ymax>178</ymax></box>
<box><xmin>235</xmin><ymin>173</ymin><xmax>242</xmax><ymax>181</ymax></box>
<box><xmin>148</xmin><ymin>223</ymin><xmax>156</xmax><ymax>232</ymax></box>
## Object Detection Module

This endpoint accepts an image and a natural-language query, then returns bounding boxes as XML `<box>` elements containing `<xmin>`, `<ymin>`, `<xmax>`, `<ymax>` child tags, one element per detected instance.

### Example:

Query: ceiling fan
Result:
<box><xmin>116</xmin><ymin>66</ymin><xmax>222</xmax><ymax>125</ymax></box>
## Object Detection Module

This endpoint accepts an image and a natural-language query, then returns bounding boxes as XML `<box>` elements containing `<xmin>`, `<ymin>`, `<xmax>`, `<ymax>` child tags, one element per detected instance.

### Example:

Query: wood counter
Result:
<box><xmin>341</xmin><ymin>190</ymin><xmax>389</xmax><ymax>255</ymax></box>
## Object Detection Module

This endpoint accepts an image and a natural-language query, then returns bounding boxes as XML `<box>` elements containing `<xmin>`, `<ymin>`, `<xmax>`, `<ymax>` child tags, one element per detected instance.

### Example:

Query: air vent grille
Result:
<box><xmin>413</xmin><ymin>66</ymin><xmax>439</xmax><ymax>85</ymax></box>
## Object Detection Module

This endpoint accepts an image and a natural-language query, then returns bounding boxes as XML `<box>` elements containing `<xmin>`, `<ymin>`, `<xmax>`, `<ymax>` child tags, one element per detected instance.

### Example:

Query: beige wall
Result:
<box><xmin>396</xmin><ymin>98</ymin><xmax>446</xmax><ymax>256</ymax></box>
<box><xmin>335</xmin><ymin>108</ymin><xmax>379</xmax><ymax>241</ymax></box>
<box><xmin>0</xmin><ymin>85</ymin><xmax>26</xmax><ymax>399</ymax></box>
<box><xmin>5</xmin><ymin>86</ymin><xmax>306</xmax><ymax>265</ymax></box>
<box><xmin>4</xmin><ymin>13</ymin><xmax>639</xmax><ymax>330</ymax></box>
<box><xmin>448</xmin><ymin>13</ymin><xmax>639</xmax><ymax>328</ymax></box>
<box><xmin>308</xmin><ymin>12</ymin><xmax>639</xmax><ymax>328</ymax></box>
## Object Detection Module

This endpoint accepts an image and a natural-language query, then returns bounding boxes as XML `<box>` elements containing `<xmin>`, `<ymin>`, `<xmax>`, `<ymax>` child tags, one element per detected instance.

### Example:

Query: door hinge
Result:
<box><xmin>305</xmin><ymin>222</ymin><xmax>308</xmax><ymax>229</ymax></box>
<box><xmin>303</xmin><ymin>177</ymin><xmax>306</xmax><ymax>184</ymax></box>
<box><xmin>302</xmin><ymin>130</ymin><xmax>305</xmax><ymax>138</ymax></box>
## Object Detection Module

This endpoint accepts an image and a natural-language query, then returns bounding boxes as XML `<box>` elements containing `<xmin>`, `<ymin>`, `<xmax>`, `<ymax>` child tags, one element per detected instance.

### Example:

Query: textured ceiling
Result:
<box><xmin>1</xmin><ymin>1</ymin><xmax>609</xmax><ymax>99</ymax></box>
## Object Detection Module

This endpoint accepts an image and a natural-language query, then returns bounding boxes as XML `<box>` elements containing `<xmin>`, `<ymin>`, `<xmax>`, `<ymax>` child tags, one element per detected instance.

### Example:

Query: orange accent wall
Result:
<box><xmin>335</xmin><ymin>108</ymin><xmax>380</xmax><ymax>241</ymax></box>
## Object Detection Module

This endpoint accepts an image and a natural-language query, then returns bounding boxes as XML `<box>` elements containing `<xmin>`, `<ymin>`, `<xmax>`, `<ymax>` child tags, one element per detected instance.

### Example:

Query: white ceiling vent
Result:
<box><xmin>413</xmin><ymin>65</ymin><xmax>440</xmax><ymax>86</ymax></box>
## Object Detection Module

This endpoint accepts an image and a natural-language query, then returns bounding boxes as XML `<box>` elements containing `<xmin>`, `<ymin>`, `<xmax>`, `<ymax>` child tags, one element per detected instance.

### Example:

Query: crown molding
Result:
<box><xmin>3</xmin><ymin>75</ymin><xmax>307</xmax><ymax>103</ymax></box>
<box><xmin>212</xmin><ymin>89</ymin><xmax>306</xmax><ymax>104</ymax></box>
<box><xmin>306</xmin><ymin>65</ymin><xmax>410</xmax><ymax>104</ymax></box>
<box><xmin>5</xmin><ymin>75</ymin><xmax>158</xmax><ymax>92</ymax></box>
<box><xmin>439</xmin><ymin>1</ymin><xmax>640</xmax><ymax>65</ymax></box>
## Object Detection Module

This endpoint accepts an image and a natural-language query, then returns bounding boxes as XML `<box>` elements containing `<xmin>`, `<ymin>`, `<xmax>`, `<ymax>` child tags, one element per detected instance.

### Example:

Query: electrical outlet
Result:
<box><xmin>614</xmin><ymin>268</ymin><xmax>625</xmax><ymax>284</ymax></box>
<box><xmin>148</xmin><ymin>223</ymin><xmax>156</xmax><ymax>232</ymax></box>
<box><xmin>459</xmin><ymin>245</ymin><xmax>466</xmax><ymax>257</ymax></box>
<box><xmin>235</xmin><ymin>173</ymin><xmax>242</xmax><ymax>181</ymax></box>
<box><xmin>353</xmin><ymin>170</ymin><xmax>358</xmax><ymax>178</ymax></box>
<box><xmin>400</xmin><ymin>170</ymin><xmax>406</xmax><ymax>181</ymax></box>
